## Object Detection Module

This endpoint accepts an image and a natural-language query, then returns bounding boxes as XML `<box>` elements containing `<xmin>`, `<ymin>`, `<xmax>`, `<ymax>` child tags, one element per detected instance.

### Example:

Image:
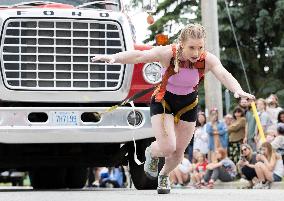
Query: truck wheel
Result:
<box><xmin>29</xmin><ymin>168</ymin><xmax>66</xmax><ymax>189</ymax></box>
<box><xmin>127</xmin><ymin>138</ymin><xmax>164</xmax><ymax>190</ymax></box>
<box><xmin>65</xmin><ymin>167</ymin><xmax>87</xmax><ymax>189</ymax></box>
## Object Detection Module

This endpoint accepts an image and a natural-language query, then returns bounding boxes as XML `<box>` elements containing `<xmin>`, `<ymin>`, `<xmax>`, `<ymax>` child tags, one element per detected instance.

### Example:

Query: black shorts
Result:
<box><xmin>150</xmin><ymin>90</ymin><xmax>198</xmax><ymax>122</ymax></box>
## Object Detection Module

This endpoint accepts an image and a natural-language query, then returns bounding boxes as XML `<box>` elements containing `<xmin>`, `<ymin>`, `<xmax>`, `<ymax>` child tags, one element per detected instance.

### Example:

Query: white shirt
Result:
<box><xmin>193</xmin><ymin>124</ymin><xmax>209</xmax><ymax>154</ymax></box>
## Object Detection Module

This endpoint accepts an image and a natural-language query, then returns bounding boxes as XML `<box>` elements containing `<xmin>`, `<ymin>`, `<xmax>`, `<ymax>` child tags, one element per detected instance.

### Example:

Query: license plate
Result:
<box><xmin>50</xmin><ymin>111</ymin><xmax>79</xmax><ymax>126</ymax></box>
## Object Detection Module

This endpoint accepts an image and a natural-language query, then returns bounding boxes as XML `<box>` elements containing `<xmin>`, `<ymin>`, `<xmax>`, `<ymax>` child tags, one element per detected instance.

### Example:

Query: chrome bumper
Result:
<box><xmin>0</xmin><ymin>107</ymin><xmax>153</xmax><ymax>143</ymax></box>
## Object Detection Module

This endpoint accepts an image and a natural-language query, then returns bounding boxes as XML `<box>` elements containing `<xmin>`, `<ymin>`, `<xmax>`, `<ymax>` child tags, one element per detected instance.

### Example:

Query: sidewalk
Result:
<box><xmin>183</xmin><ymin>179</ymin><xmax>284</xmax><ymax>189</ymax></box>
<box><xmin>214</xmin><ymin>180</ymin><xmax>284</xmax><ymax>189</ymax></box>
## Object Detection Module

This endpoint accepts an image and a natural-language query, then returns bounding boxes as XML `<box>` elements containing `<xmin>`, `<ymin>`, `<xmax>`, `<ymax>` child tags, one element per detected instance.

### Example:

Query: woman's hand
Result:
<box><xmin>91</xmin><ymin>54</ymin><xmax>115</xmax><ymax>64</ymax></box>
<box><xmin>233</xmin><ymin>89</ymin><xmax>255</xmax><ymax>100</ymax></box>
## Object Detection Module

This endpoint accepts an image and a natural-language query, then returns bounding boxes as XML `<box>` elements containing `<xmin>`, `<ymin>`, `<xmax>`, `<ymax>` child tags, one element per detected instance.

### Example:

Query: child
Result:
<box><xmin>190</xmin><ymin>152</ymin><xmax>208</xmax><ymax>188</ymax></box>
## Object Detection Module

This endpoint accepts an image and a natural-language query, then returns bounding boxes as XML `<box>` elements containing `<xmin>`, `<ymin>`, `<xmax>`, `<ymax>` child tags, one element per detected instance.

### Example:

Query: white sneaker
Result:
<box><xmin>144</xmin><ymin>146</ymin><xmax>159</xmax><ymax>179</ymax></box>
<box><xmin>253</xmin><ymin>181</ymin><xmax>270</xmax><ymax>189</ymax></box>
<box><xmin>157</xmin><ymin>175</ymin><xmax>171</xmax><ymax>194</ymax></box>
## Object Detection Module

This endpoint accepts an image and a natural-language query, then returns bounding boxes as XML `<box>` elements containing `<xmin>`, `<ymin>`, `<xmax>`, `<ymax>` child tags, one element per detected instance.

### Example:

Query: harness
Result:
<box><xmin>152</xmin><ymin>44</ymin><xmax>206</xmax><ymax>128</ymax></box>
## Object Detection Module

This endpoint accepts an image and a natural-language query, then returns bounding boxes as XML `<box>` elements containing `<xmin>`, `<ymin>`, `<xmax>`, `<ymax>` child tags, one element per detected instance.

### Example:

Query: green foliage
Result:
<box><xmin>144</xmin><ymin>0</ymin><xmax>200</xmax><ymax>43</ymax></box>
<box><xmin>137</xmin><ymin>0</ymin><xmax>284</xmax><ymax>107</ymax></box>
<box><xmin>218</xmin><ymin>0</ymin><xmax>284</xmax><ymax>106</ymax></box>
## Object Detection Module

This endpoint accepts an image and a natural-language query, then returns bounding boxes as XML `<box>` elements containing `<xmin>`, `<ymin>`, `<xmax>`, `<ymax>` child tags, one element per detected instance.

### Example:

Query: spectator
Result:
<box><xmin>278</xmin><ymin>110</ymin><xmax>284</xmax><ymax>123</ymax></box>
<box><xmin>244</xmin><ymin>99</ymin><xmax>257</xmax><ymax>151</ymax></box>
<box><xmin>271</xmin><ymin>122</ymin><xmax>284</xmax><ymax>156</ymax></box>
<box><xmin>201</xmin><ymin>148</ymin><xmax>237</xmax><ymax>188</ymax></box>
<box><xmin>169</xmin><ymin>157</ymin><xmax>191</xmax><ymax>187</ymax></box>
<box><xmin>193</xmin><ymin>112</ymin><xmax>209</xmax><ymax>156</ymax></box>
<box><xmin>228</xmin><ymin>107</ymin><xmax>246</xmax><ymax>165</ymax></box>
<box><xmin>99</xmin><ymin>167</ymin><xmax>125</xmax><ymax>188</ymax></box>
<box><xmin>253</xmin><ymin>142</ymin><xmax>284</xmax><ymax>189</ymax></box>
<box><xmin>255</xmin><ymin>98</ymin><xmax>272</xmax><ymax>147</ymax></box>
<box><xmin>191</xmin><ymin>152</ymin><xmax>208</xmax><ymax>188</ymax></box>
<box><xmin>238</xmin><ymin>97</ymin><xmax>249</xmax><ymax>113</ymax></box>
<box><xmin>266</xmin><ymin>94</ymin><xmax>283</xmax><ymax>125</ymax></box>
<box><xmin>206</xmin><ymin>108</ymin><xmax>228</xmax><ymax>162</ymax></box>
<box><xmin>224</xmin><ymin>114</ymin><xmax>234</xmax><ymax>128</ymax></box>
<box><xmin>237</xmin><ymin>144</ymin><xmax>257</xmax><ymax>189</ymax></box>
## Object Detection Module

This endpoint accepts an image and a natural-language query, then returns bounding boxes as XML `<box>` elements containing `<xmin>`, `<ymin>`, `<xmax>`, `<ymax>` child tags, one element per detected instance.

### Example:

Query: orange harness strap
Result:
<box><xmin>152</xmin><ymin>44</ymin><xmax>206</xmax><ymax>102</ymax></box>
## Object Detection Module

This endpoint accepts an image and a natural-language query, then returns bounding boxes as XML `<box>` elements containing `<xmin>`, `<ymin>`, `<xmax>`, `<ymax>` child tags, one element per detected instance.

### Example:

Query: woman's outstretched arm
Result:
<box><xmin>90</xmin><ymin>45</ymin><xmax>168</xmax><ymax>64</ymax></box>
<box><xmin>205</xmin><ymin>52</ymin><xmax>255</xmax><ymax>100</ymax></box>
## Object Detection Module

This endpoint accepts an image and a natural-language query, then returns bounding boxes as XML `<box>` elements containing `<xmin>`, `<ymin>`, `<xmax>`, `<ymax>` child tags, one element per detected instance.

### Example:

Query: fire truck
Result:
<box><xmin>0</xmin><ymin>0</ymin><xmax>163</xmax><ymax>189</ymax></box>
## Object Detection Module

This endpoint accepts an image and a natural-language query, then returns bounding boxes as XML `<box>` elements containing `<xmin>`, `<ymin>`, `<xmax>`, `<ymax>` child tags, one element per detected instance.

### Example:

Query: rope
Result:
<box><xmin>224</xmin><ymin>0</ymin><xmax>252</xmax><ymax>94</ymax></box>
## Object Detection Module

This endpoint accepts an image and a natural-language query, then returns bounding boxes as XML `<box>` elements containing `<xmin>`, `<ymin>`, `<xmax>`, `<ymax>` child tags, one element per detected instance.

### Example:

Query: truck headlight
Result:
<box><xmin>142</xmin><ymin>62</ymin><xmax>162</xmax><ymax>84</ymax></box>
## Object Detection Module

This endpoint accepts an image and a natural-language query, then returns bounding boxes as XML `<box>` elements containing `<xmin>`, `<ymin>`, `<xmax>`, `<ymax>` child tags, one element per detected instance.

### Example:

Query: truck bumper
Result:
<box><xmin>0</xmin><ymin>107</ymin><xmax>154</xmax><ymax>143</ymax></box>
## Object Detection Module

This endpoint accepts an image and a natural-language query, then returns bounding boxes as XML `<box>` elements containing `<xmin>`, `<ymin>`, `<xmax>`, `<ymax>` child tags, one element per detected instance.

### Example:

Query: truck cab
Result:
<box><xmin>0</xmin><ymin>0</ymin><xmax>162</xmax><ymax>189</ymax></box>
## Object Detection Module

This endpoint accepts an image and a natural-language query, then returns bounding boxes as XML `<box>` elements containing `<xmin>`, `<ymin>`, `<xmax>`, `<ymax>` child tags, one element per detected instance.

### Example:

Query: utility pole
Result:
<box><xmin>201</xmin><ymin>0</ymin><xmax>223</xmax><ymax>118</ymax></box>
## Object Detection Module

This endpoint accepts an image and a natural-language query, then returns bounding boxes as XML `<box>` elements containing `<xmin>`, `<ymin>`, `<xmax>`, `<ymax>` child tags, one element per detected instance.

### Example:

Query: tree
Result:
<box><xmin>138</xmin><ymin>0</ymin><xmax>284</xmax><ymax>107</ymax></box>
<box><xmin>218</xmin><ymin>0</ymin><xmax>284</xmax><ymax>105</ymax></box>
<box><xmin>144</xmin><ymin>0</ymin><xmax>200</xmax><ymax>44</ymax></box>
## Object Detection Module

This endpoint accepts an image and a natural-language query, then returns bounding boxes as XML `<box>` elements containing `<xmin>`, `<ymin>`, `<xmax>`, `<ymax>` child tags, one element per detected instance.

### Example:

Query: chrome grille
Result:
<box><xmin>1</xmin><ymin>19</ymin><xmax>125</xmax><ymax>90</ymax></box>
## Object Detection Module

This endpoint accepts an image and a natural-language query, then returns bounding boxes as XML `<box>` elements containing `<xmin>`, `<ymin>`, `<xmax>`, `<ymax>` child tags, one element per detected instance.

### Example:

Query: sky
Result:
<box><xmin>124</xmin><ymin>1</ymin><xmax>151</xmax><ymax>44</ymax></box>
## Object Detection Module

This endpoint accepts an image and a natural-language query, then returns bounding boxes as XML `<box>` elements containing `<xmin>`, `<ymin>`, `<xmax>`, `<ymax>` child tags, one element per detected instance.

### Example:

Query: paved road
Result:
<box><xmin>0</xmin><ymin>188</ymin><xmax>283</xmax><ymax>201</ymax></box>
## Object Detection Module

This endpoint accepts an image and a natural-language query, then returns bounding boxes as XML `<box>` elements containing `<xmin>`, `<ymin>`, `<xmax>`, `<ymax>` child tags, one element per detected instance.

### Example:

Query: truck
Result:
<box><xmin>0</xmin><ymin>0</ymin><xmax>163</xmax><ymax>189</ymax></box>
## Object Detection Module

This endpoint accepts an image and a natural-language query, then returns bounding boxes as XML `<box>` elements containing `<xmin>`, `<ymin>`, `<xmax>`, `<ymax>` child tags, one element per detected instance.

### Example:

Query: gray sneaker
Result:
<box><xmin>157</xmin><ymin>175</ymin><xmax>171</xmax><ymax>194</ymax></box>
<box><xmin>144</xmin><ymin>146</ymin><xmax>159</xmax><ymax>179</ymax></box>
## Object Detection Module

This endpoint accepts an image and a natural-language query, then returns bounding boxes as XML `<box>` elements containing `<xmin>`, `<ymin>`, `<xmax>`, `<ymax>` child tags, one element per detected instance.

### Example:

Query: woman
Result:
<box><xmin>237</xmin><ymin>144</ymin><xmax>257</xmax><ymax>189</ymax></box>
<box><xmin>91</xmin><ymin>23</ymin><xmax>254</xmax><ymax>194</ymax></box>
<box><xmin>193</xmin><ymin>112</ymin><xmax>209</xmax><ymax>156</ymax></box>
<box><xmin>255</xmin><ymin>98</ymin><xmax>272</xmax><ymax>146</ymax></box>
<box><xmin>278</xmin><ymin>110</ymin><xmax>284</xmax><ymax>124</ymax></box>
<box><xmin>266</xmin><ymin>94</ymin><xmax>282</xmax><ymax>126</ymax></box>
<box><xmin>201</xmin><ymin>147</ymin><xmax>237</xmax><ymax>188</ymax></box>
<box><xmin>253</xmin><ymin>142</ymin><xmax>284</xmax><ymax>189</ymax></box>
<box><xmin>206</xmin><ymin>108</ymin><xmax>228</xmax><ymax>162</ymax></box>
<box><xmin>228</xmin><ymin>107</ymin><xmax>246</xmax><ymax>165</ymax></box>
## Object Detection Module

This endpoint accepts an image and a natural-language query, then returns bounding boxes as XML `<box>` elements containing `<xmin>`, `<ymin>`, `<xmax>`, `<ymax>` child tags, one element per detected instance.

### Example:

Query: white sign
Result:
<box><xmin>50</xmin><ymin>111</ymin><xmax>79</xmax><ymax>126</ymax></box>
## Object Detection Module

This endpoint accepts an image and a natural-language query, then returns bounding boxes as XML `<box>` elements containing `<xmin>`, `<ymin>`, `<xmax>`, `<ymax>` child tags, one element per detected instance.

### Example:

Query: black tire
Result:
<box><xmin>65</xmin><ymin>167</ymin><xmax>87</xmax><ymax>189</ymax></box>
<box><xmin>128</xmin><ymin>138</ymin><xmax>164</xmax><ymax>190</ymax></box>
<box><xmin>29</xmin><ymin>168</ymin><xmax>66</xmax><ymax>189</ymax></box>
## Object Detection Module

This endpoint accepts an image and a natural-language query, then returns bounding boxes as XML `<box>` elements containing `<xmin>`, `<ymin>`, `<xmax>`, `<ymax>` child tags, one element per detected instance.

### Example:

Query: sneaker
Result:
<box><xmin>253</xmin><ymin>181</ymin><xmax>269</xmax><ymax>189</ymax></box>
<box><xmin>263</xmin><ymin>181</ymin><xmax>271</xmax><ymax>189</ymax></box>
<box><xmin>157</xmin><ymin>175</ymin><xmax>171</xmax><ymax>194</ymax></box>
<box><xmin>144</xmin><ymin>146</ymin><xmax>159</xmax><ymax>179</ymax></box>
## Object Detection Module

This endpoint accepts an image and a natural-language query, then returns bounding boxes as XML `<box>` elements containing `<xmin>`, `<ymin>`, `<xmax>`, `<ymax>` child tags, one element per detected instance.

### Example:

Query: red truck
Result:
<box><xmin>0</xmin><ymin>0</ymin><xmax>162</xmax><ymax>189</ymax></box>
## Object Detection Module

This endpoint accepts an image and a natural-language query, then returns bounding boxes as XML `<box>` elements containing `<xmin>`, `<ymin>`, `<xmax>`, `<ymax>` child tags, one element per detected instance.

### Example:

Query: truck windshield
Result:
<box><xmin>0</xmin><ymin>0</ymin><xmax>121</xmax><ymax>11</ymax></box>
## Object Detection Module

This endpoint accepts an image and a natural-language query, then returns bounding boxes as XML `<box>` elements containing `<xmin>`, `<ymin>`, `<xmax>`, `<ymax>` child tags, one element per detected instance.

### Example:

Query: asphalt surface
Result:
<box><xmin>0</xmin><ymin>188</ymin><xmax>283</xmax><ymax>201</ymax></box>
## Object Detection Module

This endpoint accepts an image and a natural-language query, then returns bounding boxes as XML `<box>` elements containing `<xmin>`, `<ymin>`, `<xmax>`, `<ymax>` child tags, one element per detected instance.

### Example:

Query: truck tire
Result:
<box><xmin>30</xmin><ymin>167</ymin><xmax>87</xmax><ymax>189</ymax></box>
<box><xmin>127</xmin><ymin>138</ymin><xmax>164</xmax><ymax>190</ymax></box>
<box><xmin>29</xmin><ymin>168</ymin><xmax>66</xmax><ymax>189</ymax></box>
<box><xmin>65</xmin><ymin>167</ymin><xmax>87</xmax><ymax>188</ymax></box>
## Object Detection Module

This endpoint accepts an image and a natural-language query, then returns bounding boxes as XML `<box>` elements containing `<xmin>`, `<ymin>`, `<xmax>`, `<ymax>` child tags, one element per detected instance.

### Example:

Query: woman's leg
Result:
<box><xmin>254</xmin><ymin>162</ymin><xmax>267</xmax><ymax>182</ymax></box>
<box><xmin>144</xmin><ymin>114</ymin><xmax>176</xmax><ymax>179</ymax></box>
<box><xmin>241</xmin><ymin>166</ymin><xmax>257</xmax><ymax>181</ymax></box>
<box><xmin>150</xmin><ymin>114</ymin><xmax>176</xmax><ymax>157</ymax></box>
<box><xmin>255</xmin><ymin>162</ymin><xmax>273</xmax><ymax>182</ymax></box>
<box><xmin>159</xmin><ymin>120</ymin><xmax>196</xmax><ymax>175</ymax></box>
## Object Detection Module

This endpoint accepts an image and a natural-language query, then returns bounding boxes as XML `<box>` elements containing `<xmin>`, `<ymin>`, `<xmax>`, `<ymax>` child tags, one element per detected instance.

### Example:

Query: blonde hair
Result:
<box><xmin>174</xmin><ymin>23</ymin><xmax>206</xmax><ymax>73</ymax></box>
<box><xmin>256</xmin><ymin>98</ymin><xmax>267</xmax><ymax>110</ymax></box>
